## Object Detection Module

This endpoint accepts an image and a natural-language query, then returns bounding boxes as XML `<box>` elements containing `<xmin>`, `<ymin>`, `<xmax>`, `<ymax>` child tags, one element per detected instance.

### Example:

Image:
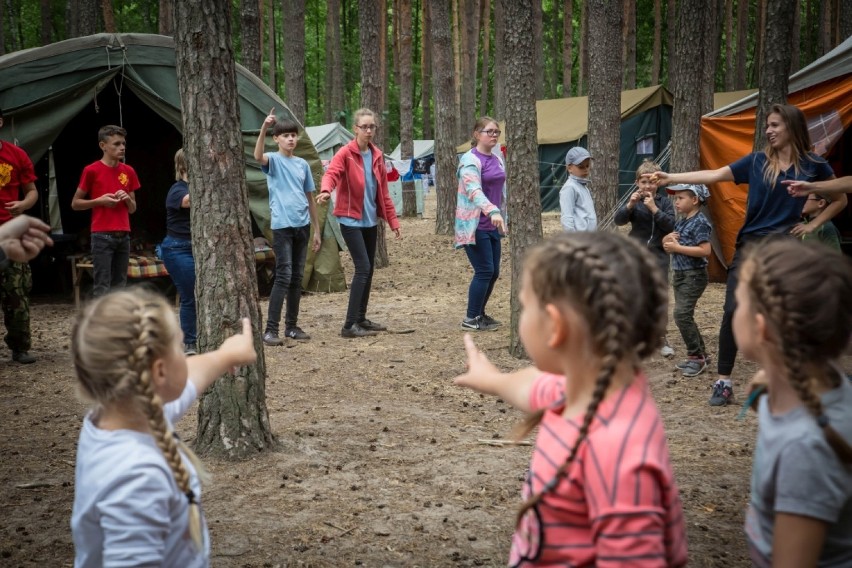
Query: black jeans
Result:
<box><xmin>91</xmin><ymin>232</ymin><xmax>130</xmax><ymax>298</ymax></box>
<box><xmin>266</xmin><ymin>225</ymin><xmax>310</xmax><ymax>333</ymax></box>
<box><xmin>340</xmin><ymin>224</ymin><xmax>377</xmax><ymax>327</ymax></box>
<box><xmin>672</xmin><ymin>268</ymin><xmax>708</xmax><ymax>357</ymax></box>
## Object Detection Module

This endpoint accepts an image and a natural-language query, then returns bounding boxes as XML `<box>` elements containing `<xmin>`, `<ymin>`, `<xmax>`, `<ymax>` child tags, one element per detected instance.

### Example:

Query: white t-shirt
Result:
<box><xmin>72</xmin><ymin>381</ymin><xmax>209</xmax><ymax>568</ymax></box>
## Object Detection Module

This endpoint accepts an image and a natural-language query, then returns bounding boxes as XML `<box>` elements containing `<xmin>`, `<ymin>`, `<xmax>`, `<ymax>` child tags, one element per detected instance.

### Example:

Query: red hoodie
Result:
<box><xmin>320</xmin><ymin>140</ymin><xmax>400</xmax><ymax>231</ymax></box>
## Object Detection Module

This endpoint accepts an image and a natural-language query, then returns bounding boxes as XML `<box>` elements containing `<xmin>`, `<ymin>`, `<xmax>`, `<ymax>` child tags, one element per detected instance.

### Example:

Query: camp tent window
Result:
<box><xmin>636</xmin><ymin>136</ymin><xmax>654</xmax><ymax>155</ymax></box>
<box><xmin>808</xmin><ymin>110</ymin><xmax>843</xmax><ymax>156</ymax></box>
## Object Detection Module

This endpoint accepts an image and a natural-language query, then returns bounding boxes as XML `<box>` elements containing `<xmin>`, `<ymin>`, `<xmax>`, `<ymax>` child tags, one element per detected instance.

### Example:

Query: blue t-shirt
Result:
<box><xmin>671</xmin><ymin>212</ymin><xmax>712</xmax><ymax>271</ymax></box>
<box><xmin>165</xmin><ymin>180</ymin><xmax>191</xmax><ymax>240</ymax></box>
<box><xmin>262</xmin><ymin>153</ymin><xmax>315</xmax><ymax>229</ymax></box>
<box><xmin>728</xmin><ymin>152</ymin><xmax>834</xmax><ymax>240</ymax></box>
<box><xmin>339</xmin><ymin>149</ymin><xmax>378</xmax><ymax>228</ymax></box>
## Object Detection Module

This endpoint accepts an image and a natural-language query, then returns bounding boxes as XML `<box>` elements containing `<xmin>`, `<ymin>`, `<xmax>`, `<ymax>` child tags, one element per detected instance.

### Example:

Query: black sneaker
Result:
<box><xmin>12</xmin><ymin>351</ymin><xmax>36</xmax><ymax>364</ymax></box>
<box><xmin>461</xmin><ymin>316</ymin><xmax>498</xmax><ymax>331</ymax></box>
<box><xmin>481</xmin><ymin>314</ymin><xmax>502</xmax><ymax>327</ymax></box>
<box><xmin>358</xmin><ymin>319</ymin><xmax>387</xmax><ymax>332</ymax></box>
<box><xmin>285</xmin><ymin>327</ymin><xmax>310</xmax><ymax>340</ymax></box>
<box><xmin>263</xmin><ymin>331</ymin><xmax>284</xmax><ymax>346</ymax></box>
<box><xmin>184</xmin><ymin>343</ymin><xmax>198</xmax><ymax>356</ymax></box>
<box><xmin>709</xmin><ymin>380</ymin><xmax>734</xmax><ymax>406</ymax></box>
<box><xmin>341</xmin><ymin>323</ymin><xmax>379</xmax><ymax>338</ymax></box>
<box><xmin>681</xmin><ymin>357</ymin><xmax>708</xmax><ymax>377</ymax></box>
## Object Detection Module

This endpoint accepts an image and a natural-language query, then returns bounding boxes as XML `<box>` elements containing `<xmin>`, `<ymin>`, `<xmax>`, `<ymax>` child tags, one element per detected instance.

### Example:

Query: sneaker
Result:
<box><xmin>340</xmin><ymin>323</ymin><xmax>379</xmax><ymax>338</ymax></box>
<box><xmin>12</xmin><ymin>351</ymin><xmax>36</xmax><ymax>364</ymax></box>
<box><xmin>676</xmin><ymin>355</ymin><xmax>711</xmax><ymax>371</ymax></box>
<box><xmin>709</xmin><ymin>380</ymin><xmax>734</xmax><ymax>406</ymax></box>
<box><xmin>461</xmin><ymin>316</ymin><xmax>498</xmax><ymax>331</ymax></box>
<box><xmin>481</xmin><ymin>314</ymin><xmax>502</xmax><ymax>327</ymax></box>
<box><xmin>284</xmin><ymin>327</ymin><xmax>310</xmax><ymax>340</ymax></box>
<box><xmin>660</xmin><ymin>345</ymin><xmax>674</xmax><ymax>358</ymax></box>
<box><xmin>681</xmin><ymin>357</ymin><xmax>708</xmax><ymax>377</ymax></box>
<box><xmin>263</xmin><ymin>331</ymin><xmax>284</xmax><ymax>346</ymax></box>
<box><xmin>358</xmin><ymin>319</ymin><xmax>387</xmax><ymax>332</ymax></box>
<box><xmin>184</xmin><ymin>343</ymin><xmax>198</xmax><ymax>356</ymax></box>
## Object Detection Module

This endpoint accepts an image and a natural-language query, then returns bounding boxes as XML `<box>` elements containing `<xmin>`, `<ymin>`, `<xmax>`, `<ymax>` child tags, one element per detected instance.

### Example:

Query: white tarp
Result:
<box><xmin>388</xmin><ymin>139</ymin><xmax>435</xmax><ymax>160</ymax></box>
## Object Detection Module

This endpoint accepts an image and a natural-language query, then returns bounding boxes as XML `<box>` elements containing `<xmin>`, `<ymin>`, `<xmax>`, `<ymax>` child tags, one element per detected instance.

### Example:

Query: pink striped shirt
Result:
<box><xmin>509</xmin><ymin>373</ymin><xmax>688</xmax><ymax>567</ymax></box>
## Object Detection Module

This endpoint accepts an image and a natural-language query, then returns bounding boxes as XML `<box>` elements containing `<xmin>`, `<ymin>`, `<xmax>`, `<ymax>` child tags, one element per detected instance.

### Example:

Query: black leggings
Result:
<box><xmin>340</xmin><ymin>225</ymin><xmax>378</xmax><ymax>327</ymax></box>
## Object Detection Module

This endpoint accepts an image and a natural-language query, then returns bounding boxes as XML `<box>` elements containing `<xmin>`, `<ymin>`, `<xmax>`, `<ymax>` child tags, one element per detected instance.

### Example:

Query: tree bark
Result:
<box><xmin>817</xmin><ymin>0</ymin><xmax>831</xmax><ymax>56</ymax></box>
<box><xmin>753</xmin><ymin>0</ymin><xmax>795</xmax><ymax>150</ymax></box>
<box><xmin>240</xmin><ymin>0</ymin><xmax>262</xmax><ymax>77</ymax></box>
<box><xmin>392</xmin><ymin>0</ymin><xmax>401</xmax><ymax>88</ymax></box>
<box><xmin>563</xmin><ymin>0</ymin><xmax>574</xmax><ymax>96</ymax></box>
<box><xmin>577</xmin><ymin>0</ymin><xmax>589</xmax><ymax>95</ymax></box>
<box><xmin>479</xmin><ymin>0</ymin><xmax>492</xmax><ymax>117</ymax></box>
<box><xmin>735</xmin><ymin>0</ymin><xmax>747</xmax><ymax>88</ymax></box>
<box><xmin>493</xmin><ymin>0</ymin><xmax>505</xmax><ymax>117</ymax></box>
<box><xmin>651</xmin><ymin>0</ymin><xmax>661</xmax><ymax>85</ymax></box>
<box><xmin>587</xmin><ymin>0</ymin><xmax>622</xmax><ymax>221</ymax></box>
<box><xmin>452</xmin><ymin>0</ymin><xmax>462</xmax><ymax>140</ymax></box>
<box><xmin>704</xmin><ymin>1</ymin><xmax>721</xmax><ymax>105</ymax></box>
<box><xmin>430</xmin><ymin>0</ymin><xmax>459</xmax><ymax>235</ymax></box>
<box><xmin>666</xmin><ymin>0</ymin><xmax>676</xmax><ymax>81</ymax></box>
<box><xmin>421</xmin><ymin>1</ymin><xmax>433</xmax><ymax>139</ymax></box>
<box><xmin>282</xmin><ymin>0</ymin><xmax>307</xmax><ymax>124</ymax></box>
<box><xmin>324</xmin><ymin>0</ymin><xmax>343</xmax><ymax>122</ymax></box>
<box><xmin>533</xmin><ymin>0</ymin><xmax>544</xmax><ymax>99</ymax></box>
<box><xmin>671</xmin><ymin>0</ymin><xmax>715</xmax><ymax>173</ymax></box>
<box><xmin>498</xmin><ymin>0</ymin><xmax>542</xmax><ymax>358</ymax></box>
<box><xmin>622</xmin><ymin>0</ymin><xmax>636</xmax><ymax>89</ymax></box>
<box><xmin>174</xmin><ymin>0</ymin><xmax>275</xmax><ymax>458</ymax></box>
<box><xmin>101</xmin><ymin>0</ymin><xmax>116</xmax><ymax>33</ymax></box>
<box><xmin>159</xmin><ymin>0</ymin><xmax>174</xmax><ymax>36</ymax></box>
<box><xmin>724</xmin><ymin>0</ymin><xmax>734</xmax><ymax>90</ymax></box>
<box><xmin>267</xmin><ymin>0</ymin><xmax>277</xmax><ymax>89</ymax></box>
<box><xmin>400</xmin><ymin>0</ymin><xmax>417</xmax><ymax>217</ymax></box>
<box><xmin>789</xmin><ymin>0</ymin><xmax>801</xmax><ymax>74</ymax></box>
<box><xmin>841</xmin><ymin>0</ymin><xmax>852</xmax><ymax>45</ymax></box>
<box><xmin>459</xmin><ymin>0</ymin><xmax>480</xmax><ymax>134</ymax></box>
<box><xmin>77</xmin><ymin>0</ymin><xmax>99</xmax><ymax>35</ymax></box>
<box><xmin>41</xmin><ymin>0</ymin><xmax>52</xmax><ymax>44</ymax></box>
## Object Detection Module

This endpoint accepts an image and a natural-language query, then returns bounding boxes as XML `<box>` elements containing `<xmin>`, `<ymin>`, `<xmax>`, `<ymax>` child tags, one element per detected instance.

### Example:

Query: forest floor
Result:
<box><xmin>1</xmin><ymin>191</ymin><xmax>803</xmax><ymax>567</ymax></box>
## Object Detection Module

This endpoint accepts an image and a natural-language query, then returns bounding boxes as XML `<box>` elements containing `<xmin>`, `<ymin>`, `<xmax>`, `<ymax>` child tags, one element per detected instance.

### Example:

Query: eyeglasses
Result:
<box><xmin>479</xmin><ymin>129</ymin><xmax>501</xmax><ymax>137</ymax></box>
<box><xmin>357</xmin><ymin>124</ymin><xmax>378</xmax><ymax>131</ymax></box>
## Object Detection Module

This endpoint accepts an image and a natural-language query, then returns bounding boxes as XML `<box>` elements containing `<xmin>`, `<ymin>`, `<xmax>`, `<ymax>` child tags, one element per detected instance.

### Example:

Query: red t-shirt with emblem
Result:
<box><xmin>77</xmin><ymin>160</ymin><xmax>141</xmax><ymax>232</ymax></box>
<box><xmin>0</xmin><ymin>141</ymin><xmax>38</xmax><ymax>224</ymax></box>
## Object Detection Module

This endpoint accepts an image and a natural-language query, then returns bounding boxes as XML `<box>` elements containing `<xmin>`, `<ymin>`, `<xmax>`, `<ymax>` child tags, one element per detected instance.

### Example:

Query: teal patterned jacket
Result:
<box><xmin>453</xmin><ymin>149</ymin><xmax>507</xmax><ymax>249</ymax></box>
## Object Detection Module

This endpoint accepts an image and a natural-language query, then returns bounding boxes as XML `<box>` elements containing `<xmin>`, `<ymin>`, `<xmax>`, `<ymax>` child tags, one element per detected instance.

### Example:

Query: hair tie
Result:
<box><xmin>817</xmin><ymin>414</ymin><xmax>830</xmax><ymax>428</ymax></box>
<box><xmin>185</xmin><ymin>490</ymin><xmax>197</xmax><ymax>504</ymax></box>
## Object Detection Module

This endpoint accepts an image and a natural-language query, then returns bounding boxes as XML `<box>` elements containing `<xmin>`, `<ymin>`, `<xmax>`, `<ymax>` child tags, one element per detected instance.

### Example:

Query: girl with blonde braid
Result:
<box><xmin>454</xmin><ymin>231</ymin><xmax>687</xmax><ymax>567</ymax></box>
<box><xmin>71</xmin><ymin>289</ymin><xmax>256</xmax><ymax>567</ymax></box>
<box><xmin>733</xmin><ymin>239</ymin><xmax>852</xmax><ymax>567</ymax></box>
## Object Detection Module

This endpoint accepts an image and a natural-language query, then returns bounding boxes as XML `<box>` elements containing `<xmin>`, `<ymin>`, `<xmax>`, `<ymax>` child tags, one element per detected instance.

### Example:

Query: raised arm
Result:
<box><xmin>783</xmin><ymin>176</ymin><xmax>852</xmax><ymax>197</ymax></box>
<box><xmin>187</xmin><ymin>318</ymin><xmax>257</xmax><ymax>394</ymax></box>
<box><xmin>649</xmin><ymin>166</ymin><xmax>734</xmax><ymax>187</ymax></box>
<box><xmin>253</xmin><ymin>108</ymin><xmax>276</xmax><ymax>166</ymax></box>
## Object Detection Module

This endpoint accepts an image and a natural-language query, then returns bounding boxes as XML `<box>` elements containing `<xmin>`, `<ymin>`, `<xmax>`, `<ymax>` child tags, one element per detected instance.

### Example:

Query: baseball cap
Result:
<box><xmin>666</xmin><ymin>183</ymin><xmax>710</xmax><ymax>203</ymax></box>
<box><xmin>565</xmin><ymin>146</ymin><xmax>592</xmax><ymax>165</ymax></box>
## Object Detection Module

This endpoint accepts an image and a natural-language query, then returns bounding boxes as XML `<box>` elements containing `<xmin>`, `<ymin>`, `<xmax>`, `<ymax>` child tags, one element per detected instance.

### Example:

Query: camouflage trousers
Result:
<box><xmin>1</xmin><ymin>261</ymin><xmax>31</xmax><ymax>352</ymax></box>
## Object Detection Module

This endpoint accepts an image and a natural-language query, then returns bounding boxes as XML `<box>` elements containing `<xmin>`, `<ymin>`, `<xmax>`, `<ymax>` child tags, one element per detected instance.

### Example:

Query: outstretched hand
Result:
<box><xmin>262</xmin><ymin>107</ymin><xmax>276</xmax><ymax>129</ymax></box>
<box><xmin>316</xmin><ymin>192</ymin><xmax>331</xmax><ymax>205</ymax></box>
<box><xmin>453</xmin><ymin>334</ymin><xmax>503</xmax><ymax>395</ymax></box>
<box><xmin>781</xmin><ymin>179</ymin><xmax>813</xmax><ymax>197</ymax></box>
<box><xmin>220</xmin><ymin>318</ymin><xmax>258</xmax><ymax>369</ymax></box>
<box><xmin>642</xmin><ymin>171</ymin><xmax>671</xmax><ymax>187</ymax></box>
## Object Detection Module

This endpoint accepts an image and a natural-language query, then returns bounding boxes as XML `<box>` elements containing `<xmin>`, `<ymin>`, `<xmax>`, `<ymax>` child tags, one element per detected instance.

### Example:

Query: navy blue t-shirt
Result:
<box><xmin>728</xmin><ymin>152</ymin><xmax>834</xmax><ymax>240</ymax></box>
<box><xmin>165</xmin><ymin>180</ymin><xmax>191</xmax><ymax>240</ymax></box>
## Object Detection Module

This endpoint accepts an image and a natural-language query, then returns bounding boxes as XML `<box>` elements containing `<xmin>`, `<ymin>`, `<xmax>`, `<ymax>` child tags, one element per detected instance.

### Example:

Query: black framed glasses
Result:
<box><xmin>357</xmin><ymin>124</ymin><xmax>378</xmax><ymax>131</ymax></box>
<box><xmin>479</xmin><ymin>129</ymin><xmax>501</xmax><ymax>137</ymax></box>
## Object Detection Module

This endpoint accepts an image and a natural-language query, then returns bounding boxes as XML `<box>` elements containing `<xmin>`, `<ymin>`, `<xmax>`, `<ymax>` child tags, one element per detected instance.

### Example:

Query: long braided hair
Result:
<box><xmin>514</xmin><ymin>231</ymin><xmax>669</xmax><ymax>523</ymax></box>
<box><xmin>72</xmin><ymin>289</ymin><xmax>207</xmax><ymax>549</ymax></box>
<box><xmin>743</xmin><ymin>238</ymin><xmax>852</xmax><ymax>464</ymax></box>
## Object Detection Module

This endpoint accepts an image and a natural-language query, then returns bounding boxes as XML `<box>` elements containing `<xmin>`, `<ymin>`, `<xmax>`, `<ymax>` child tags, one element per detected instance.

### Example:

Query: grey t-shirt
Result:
<box><xmin>745</xmin><ymin>376</ymin><xmax>852</xmax><ymax>567</ymax></box>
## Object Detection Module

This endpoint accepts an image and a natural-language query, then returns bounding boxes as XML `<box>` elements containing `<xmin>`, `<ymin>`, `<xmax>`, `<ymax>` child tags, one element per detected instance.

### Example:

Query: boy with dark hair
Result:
<box><xmin>800</xmin><ymin>193</ymin><xmax>841</xmax><ymax>251</ymax></box>
<box><xmin>71</xmin><ymin>125</ymin><xmax>140</xmax><ymax>298</ymax></box>
<box><xmin>0</xmin><ymin>107</ymin><xmax>40</xmax><ymax>363</ymax></box>
<box><xmin>253</xmin><ymin>110</ymin><xmax>320</xmax><ymax>345</ymax></box>
<box><xmin>663</xmin><ymin>184</ymin><xmax>712</xmax><ymax>379</ymax></box>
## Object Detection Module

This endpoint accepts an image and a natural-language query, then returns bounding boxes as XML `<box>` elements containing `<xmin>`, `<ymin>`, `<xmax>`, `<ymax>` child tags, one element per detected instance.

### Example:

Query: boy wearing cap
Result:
<box><xmin>800</xmin><ymin>193</ymin><xmax>841</xmax><ymax>251</ymax></box>
<box><xmin>663</xmin><ymin>184</ymin><xmax>712</xmax><ymax>377</ymax></box>
<box><xmin>559</xmin><ymin>146</ymin><xmax>596</xmax><ymax>232</ymax></box>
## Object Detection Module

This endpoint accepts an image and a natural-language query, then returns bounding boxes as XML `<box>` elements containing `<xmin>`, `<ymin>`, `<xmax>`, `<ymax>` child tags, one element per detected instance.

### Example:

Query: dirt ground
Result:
<box><xmin>2</xmin><ymin>191</ymin><xmax>774</xmax><ymax>567</ymax></box>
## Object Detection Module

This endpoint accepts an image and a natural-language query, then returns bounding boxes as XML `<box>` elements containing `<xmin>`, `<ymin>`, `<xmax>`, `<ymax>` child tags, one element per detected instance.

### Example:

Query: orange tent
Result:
<box><xmin>698</xmin><ymin>36</ymin><xmax>852</xmax><ymax>280</ymax></box>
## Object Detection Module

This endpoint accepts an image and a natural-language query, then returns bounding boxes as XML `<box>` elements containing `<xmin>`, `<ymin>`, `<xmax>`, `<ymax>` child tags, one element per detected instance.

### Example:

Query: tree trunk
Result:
<box><xmin>789</xmin><ymin>0</ymin><xmax>800</xmax><ymax>74</ymax></box>
<box><xmin>452</xmin><ymin>0</ymin><xmax>462</xmax><ymax>140</ymax></box>
<box><xmin>240</xmin><ymin>0</ymin><xmax>262</xmax><ymax>77</ymax></box>
<box><xmin>753</xmin><ymin>0</ymin><xmax>795</xmax><ymax>150</ymax></box>
<box><xmin>493</xmin><ymin>0</ymin><xmax>505</xmax><ymax>117</ymax></box>
<box><xmin>735</xmin><ymin>0</ymin><xmax>747</xmax><ymax>88</ymax></box>
<box><xmin>78</xmin><ymin>0</ymin><xmax>99</xmax><ymax>35</ymax></box>
<box><xmin>651</xmin><ymin>0</ymin><xmax>661</xmax><ymax>85</ymax></box>
<box><xmin>817</xmin><ymin>0</ymin><xmax>831</xmax><ymax>56</ymax></box>
<box><xmin>324</xmin><ymin>0</ymin><xmax>343</xmax><ymax>122</ymax></box>
<box><xmin>754</xmin><ymin>0</ymin><xmax>767</xmax><ymax>86</ymax></box>
<box><xmin>174</xmin><ymin>0</ymin><xmax>275</xmax><ymax>458</ymax></box>
<box><xmin>587</xmin><ymin>0</ymin><xmax>622</xmax><ymax>221</ymax></box>
<box><xmin>421</xmin><ymin>1</ymin><xmax>433</xmax><ymax>139</ymax></box>
<box><xmin>430</xmin><ymin>0</ymin><xmax>459</xmax><ymax>235</ymax></box>
<box><xmin>666</xmin><ymin>0</ymin><xmax>676</xmax><ymax>80</ymax></box>
<box><xmin>400</xmin><ymin>0</ymin><xmax>417</xmax><ymax>217</ymax></box>
<box><xmin>479</xmin><ymin>0</ymin><xmax>492</xmax><ymax>116</ymax></box>
<box><xmin>532</xmin><ymin>0</ymin><xmax>544</xmax><ymax>99</ymax></box>
<box><xmin>704</xmin><ymin>1</ymin><xmax>721</xmax><ymax>103</ymax></box>
<box><xmin>459</xmin><ymin>0</ymin><xmax>480</xmax><ymax>135</ymax></box>
<box><xmin>101</xmin><ymin>0</ymin><xmax>115</xmax><ymax>33</ymax></box>
<box><xmin>577</xmin><ymin>0</ymin><xmax>588</xmax><ymax>95</ymax></box>
<box><xmin>724</xmin><ymin>0</ymin><xmax>734</xmax><ymax>90</ymax></box>
<box><xmin>392</xmin><ymin>0</ymin><xmax>401</xmax><ymax>88</ymax></box>
<box><xmin>563</xmin><ymin>0</ymin><xmax>574</xmax><ymax>96</ymax></box>
<box><xmin>267</xmin><ymin>0</ymin><xmax>277</xmax><ymax>89</ymax></box>
<box><xmin>498</xmin><ymin>0</ymin><xmax>542</xmax><ymax>358</ymax></box>
<box><xmin>671</xmin><ymin>0</ymin><xmax>715</xmax><ymax>173</ymax></box>
<box><xmin>841</xmin><ymin>0</ymin><xmax>852</xmax><ymax>44</ymax></box>
<box><xmin>159</xmin><ymin>0</ymin><xmax>174</xmax><ymax>35</ymax></box>
<box><xmin>41</xmin><ymin>0</ymin><xmax>52</xmax><ymax>44</ymax></box>
<box><xmin>622</xmin><ymin>0</ymin><xmax>636</xmax><ymax>89</ymax></box>
<box><xmin>282</xmin><ymin>0</ymin><xmax>307</xmax><ymax>124</ymax></box>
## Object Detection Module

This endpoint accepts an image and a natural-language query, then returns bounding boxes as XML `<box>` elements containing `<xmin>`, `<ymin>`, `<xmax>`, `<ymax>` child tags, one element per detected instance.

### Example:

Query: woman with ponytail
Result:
<box><xmin>454</xmin><ymin>231</ymin><xmax>687</xmax><ymax>567</ymax></box>
<box><xmin>734</xmin><ymin>238</ymin><xmax>852</xmax><ymax>567</ymax></box>
<box><xmin>70</xmin><ymin>289</ymin><xmax>256</xmax><ymax>567</ymax></box>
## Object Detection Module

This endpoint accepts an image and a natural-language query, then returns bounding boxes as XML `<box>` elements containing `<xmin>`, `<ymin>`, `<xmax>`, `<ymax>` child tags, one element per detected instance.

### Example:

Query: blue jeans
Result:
<box><xmin>340</xmin><ymin>224</ymin><xmax>377</xmax><ymax>327</ymax></box>
<box><xmin>160</xmin><ymin>236</ymin><xmax>196</xmax><ymax>344</ymax></box>
<box><xmin>91</xmin><ymin>232</ymin><xmax>130</xmax><ymax>298</ymax></box>
<box><xmin>464</xmin><ymin>229</ymin><xmax>501</xmax><ymax>319</ymax></box>
<box><xmin>267</xmin><ymin>225</ymin><xmax>310</xmax><ymax>333</ymax></box>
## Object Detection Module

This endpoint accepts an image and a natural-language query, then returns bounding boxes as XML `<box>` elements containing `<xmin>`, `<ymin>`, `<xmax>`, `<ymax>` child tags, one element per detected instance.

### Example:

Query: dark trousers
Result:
<box><xmin>160</xmin><ymin>236</ymin><xmax>196</xmax><ymax>344</ymax></box>
<box><xmin>266</xmin><ymin>225</ymin><xmax>310</xmax><ymax>333</ymax></box>
<box><xmin>672</xmin><ymin>268</ymin><xmax>708</xmax><ymax>357</ymax></box>
<box><xmin>340</xmin><ymin>224</ymin><xmax>377</xmax><ymax>327</ymax></box>
<box><xmin>91</xmin><ymin>232</ymin><xmax>130</xmax><ymax>298</ymax></box>
<box><xmin>464</xmin><ymin>229</ymin><xmax>501</xmax><ymax>319</ymax></box>
<box><xmin>1</xmin><ymin>261</ymin><xmax>31</xmax><ymax>352</ymax></box>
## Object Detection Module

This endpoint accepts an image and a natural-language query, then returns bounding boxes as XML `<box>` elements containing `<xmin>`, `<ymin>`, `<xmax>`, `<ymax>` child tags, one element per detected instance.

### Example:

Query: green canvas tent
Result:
<box><xmin>305</xmin><ymin>122</ymin><xmax>354</xmax><ymax>160</ymax></box>
<box><xmin>538</xmin><ymin>85</ymin><xmax>673</xmax><ymax>211</ymax></box>
<box><xmin>0</xmin><ymin>33</ymin><xmax>345</xmax><ymax>293</ymax></box>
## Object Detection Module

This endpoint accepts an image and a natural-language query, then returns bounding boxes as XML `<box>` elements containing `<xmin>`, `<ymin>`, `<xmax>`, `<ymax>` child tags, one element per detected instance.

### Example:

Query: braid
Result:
<box><xmin>620</xmin><ymin>236</ymin><xmax>669</xmax><ymax>359</ymax></box>
<box><xmin>516</xmin><ymin>235</ymin><xmax>632</xmax><ymax>525</ymax></box>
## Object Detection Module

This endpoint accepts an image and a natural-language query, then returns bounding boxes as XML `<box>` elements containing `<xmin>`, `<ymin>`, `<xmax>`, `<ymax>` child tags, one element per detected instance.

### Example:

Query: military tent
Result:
<box><xmin>389</xmin><ymin>140</ymin><xmax>435</xmax><ymax>160</ymax></box>
<box><xmin>305</xmin><ymin>122</ymin><xmax>353</xmax><ymax>160</ymax></box>
<box><xmin>0</xmin><ymin>33</ymin><xmax>346</xmax><ymax>293</ymax></box>
<box><xmin>699</xmin><ymin>35</ymin><xmax>852</xmax><ymax>276</ymax></box>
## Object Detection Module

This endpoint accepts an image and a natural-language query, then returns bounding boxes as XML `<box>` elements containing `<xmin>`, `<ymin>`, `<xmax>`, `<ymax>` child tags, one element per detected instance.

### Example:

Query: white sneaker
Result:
<box><xmin>660</xmin><ymin>345</ymin><xmax>674</xmax><ymax>358</ymax></box>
